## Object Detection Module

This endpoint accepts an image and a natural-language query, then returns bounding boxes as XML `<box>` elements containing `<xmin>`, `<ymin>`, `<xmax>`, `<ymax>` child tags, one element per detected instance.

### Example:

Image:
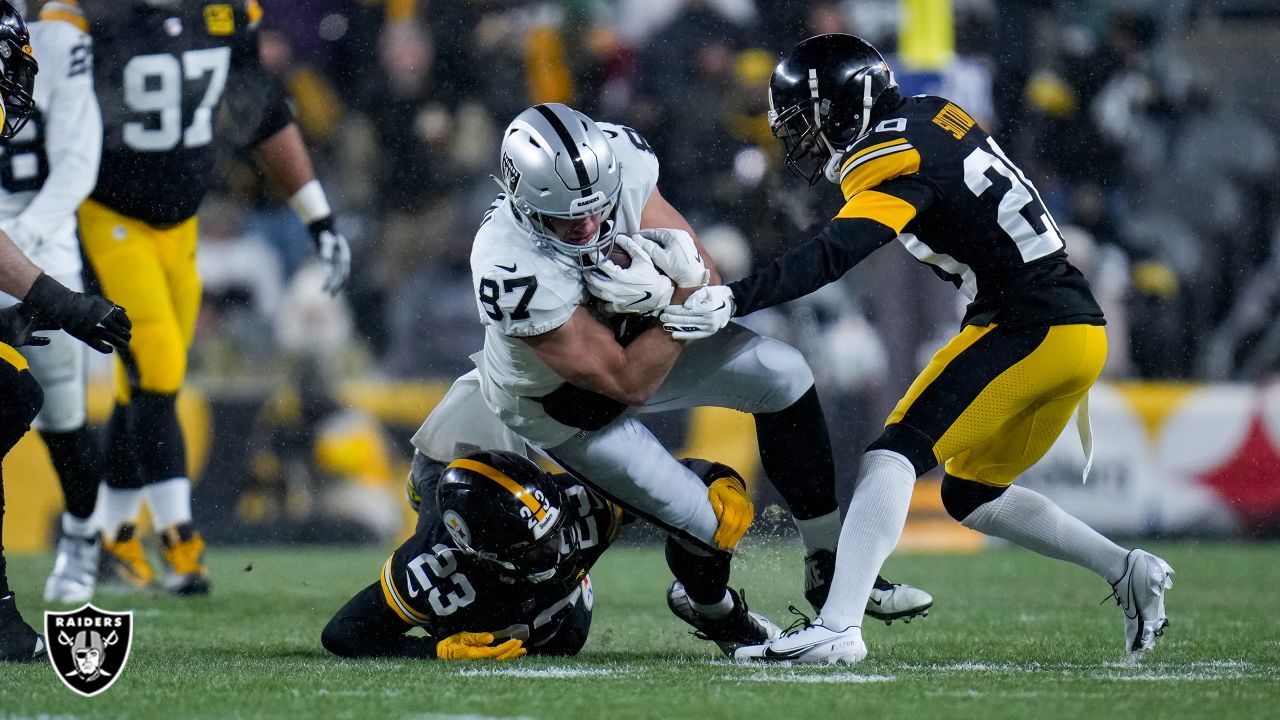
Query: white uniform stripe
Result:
<box><xmin>840</xmin><ymin>143</ymin><xmax>915</xmax><ymax>182</ymax></box>
<box><xmin>898</xmin><ymin>233</ymin><xmax>978</xmax><ymax>300</ymax></box>
<box><xmin>382</xmin><ymin>558</ymin><xmax>428</xmax><ymax>626</ymax></box>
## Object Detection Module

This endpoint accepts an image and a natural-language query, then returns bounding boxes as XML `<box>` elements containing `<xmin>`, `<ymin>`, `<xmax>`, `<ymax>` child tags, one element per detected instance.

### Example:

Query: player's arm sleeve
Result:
<box><xmin>728</xmin><ymin>176</ymin><xmax>936</xmax><ymax>316</ymax></box>
<box><xmin>320</xmin><ymin>582</ymin><xmax>439</xmax><ymax>659</ymax></box>
<box><xmin>225</xmin><ymin>1</ymin><xmax>294</xmax><ymax>152</ymax></box>
<box><xmin>10</xmin><ymin>30</ymin><xmax>101</xmax><ymax>236</ymax></box>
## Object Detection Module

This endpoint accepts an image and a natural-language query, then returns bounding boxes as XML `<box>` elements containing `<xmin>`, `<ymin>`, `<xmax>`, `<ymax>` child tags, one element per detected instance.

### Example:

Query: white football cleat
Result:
<box><xmin>44</xmin><ymin>525</ymin><xmax>100</xmax><ymax>605</ymax></box>
<box><xmin>867</xmin><ymin>577</ymin><xmax>934</xmax><ymax>625</ymax></box>
<box><xmin>1110</xmin><ymin>549</ymin><xmax>1174</xmax><ymax>654</ymax></box>
<box><xmin>735</xmin><ymin>616</ymin><xmax>867</xmax><ymax>665</ymax></box>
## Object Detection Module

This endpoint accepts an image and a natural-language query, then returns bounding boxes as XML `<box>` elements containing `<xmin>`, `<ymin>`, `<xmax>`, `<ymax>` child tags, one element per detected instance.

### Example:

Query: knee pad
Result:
<box><xmin>940</xmin><ymin>474</ymin><xmax>1008</xmax><ymax>522</ymax></box>
<box><xmin>867</xmin><ymin>424</ymin><xmax>937</xmax><ymax>477</ymax></box>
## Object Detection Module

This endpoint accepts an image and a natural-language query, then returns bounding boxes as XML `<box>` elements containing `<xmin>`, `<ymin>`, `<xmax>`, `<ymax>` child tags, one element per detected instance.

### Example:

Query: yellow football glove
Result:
<box><xmin>708</xmin><ymin>475</ymin><xmax>754</xmax><ymax>550</ymax></box>
<box><xmin>435</xmin><ymin>632</ymin><xmax>526</xmax><ymax>661</ymax></box>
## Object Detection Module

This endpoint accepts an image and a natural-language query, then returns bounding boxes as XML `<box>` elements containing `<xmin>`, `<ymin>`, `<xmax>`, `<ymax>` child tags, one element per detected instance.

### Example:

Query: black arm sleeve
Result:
<box><xmin>727</xmin><ymin>218</ymin><xmax>898</xmax><ymax>316</ymax></box>
<box><xmin>321</xmin><ymin>583</ymin><xmax>439</xmax><ymax>659</ymax></box>
<box><xmin>223</xmin><ymin>20</ymin><xmax>294</xmax><ymax>152</ymax></box>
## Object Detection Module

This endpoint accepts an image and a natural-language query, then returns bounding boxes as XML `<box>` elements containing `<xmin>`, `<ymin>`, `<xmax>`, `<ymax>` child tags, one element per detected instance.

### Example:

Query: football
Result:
<box><xmin>607</xmin><ymin>244</ymin><xmax>632</xmax><ymax>268</ymax></box>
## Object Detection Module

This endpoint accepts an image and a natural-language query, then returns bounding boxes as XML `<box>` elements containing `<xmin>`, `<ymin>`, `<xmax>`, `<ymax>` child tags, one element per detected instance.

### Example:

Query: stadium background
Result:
<box><xmin>6</xmin><ymin>0</ymin><xmax>1280</xmax><ymax>552</ymax></box>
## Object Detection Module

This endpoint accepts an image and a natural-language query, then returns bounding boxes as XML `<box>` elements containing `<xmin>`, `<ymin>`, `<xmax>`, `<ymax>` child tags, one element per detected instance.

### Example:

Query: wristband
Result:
<box><xmin>287</xmin><ymin>179</ymin><xmax>332</xmax><ymax>225</ymax></box>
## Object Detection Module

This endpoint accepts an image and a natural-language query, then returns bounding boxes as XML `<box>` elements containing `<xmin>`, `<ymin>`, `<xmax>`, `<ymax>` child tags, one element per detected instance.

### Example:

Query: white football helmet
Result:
<box><xmin>498</xmin><ymin>103</ymin><xmax>623</xmax><ymax>266</ymax></box>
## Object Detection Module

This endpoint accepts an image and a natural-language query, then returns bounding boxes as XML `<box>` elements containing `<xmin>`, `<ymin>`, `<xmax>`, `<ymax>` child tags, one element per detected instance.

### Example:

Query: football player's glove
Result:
<box><xmin>23</xmin><ymin>273</ymin><xmax>130</xmax><ymax>354</ymax></box>
<box><xmin>435</xmin><ymin>631</ymin><xmax>526</xmax><ymax>661</ymax></box>
<box><xmin>708</xmin><ymin>473</ymin><xmax>753</xmax><ymax>551</ymax></box>
<box><xmin>659</xmin><ymin>285</ymin><xmax>734</xmax><ymax>341</ymax></box>
<box><xmin>583</xmin><ymin>235</ymin><xmax>673</xmax><ymax>316</ymax></box>
<box><xmin>308</xmin><ymin>216</ymin><xmax>351</xmax><ymax>296</ymax></box>
<box><xmin>632</xmin><ymin>228</ymin><xmax>709</xmax><ymax>289</ymax></box>
<box><xmin>0</xmin><ymin>302</ymin><xmax>54</xmax><ymax>348</ymax></box>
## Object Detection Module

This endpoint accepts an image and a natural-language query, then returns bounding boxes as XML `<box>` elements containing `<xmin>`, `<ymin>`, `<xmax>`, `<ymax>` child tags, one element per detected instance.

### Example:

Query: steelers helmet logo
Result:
<box><xmin>443</xmin><ymin>510</ymin><xmax>471</xmax><ymax>547</ymax></box>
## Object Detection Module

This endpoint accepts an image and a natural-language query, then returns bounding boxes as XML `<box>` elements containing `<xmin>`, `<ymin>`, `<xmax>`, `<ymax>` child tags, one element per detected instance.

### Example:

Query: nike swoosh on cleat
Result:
<box><xmin>495</xmin><ymin>263</ymin><xmax>518</xmax><ymax>273</ymax></box>
<box><xmin>624</xmin><ymin>291</ymin><xmax>653</xmax><ymax>308</ymax></box>
<box><xmin>761</xmin><ymin>639</ymin><xmax>828</xmax><ymax>660</ymax></box>
<box><xmin>868</xmin><ymin>597</ymin><xmax>883</xmax><ymax>606</ymax></box>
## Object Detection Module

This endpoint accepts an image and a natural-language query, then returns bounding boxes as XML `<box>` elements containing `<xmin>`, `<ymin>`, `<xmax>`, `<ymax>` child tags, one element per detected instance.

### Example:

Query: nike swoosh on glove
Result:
<box><xmin>583</xmin><ymin>234</ymin><xmax>674</xmax><ymax>316</ymax></box>
<box><xmin>23</xmin><ymin>273</ymin><xmax>131</xmax><ymax>354</ymax></box>
<box><xmin>435</xmin><ymin>631</ymin><xmax>526</xmax><ymax>661</ymax></box>
<box><xmin>659</xmin><ymin>285</ymin><xmax>734</xmax><ymax>341</ymax></box>
<box><xmin>309</xmin><ymin>216</ymin><xmax>352</xmax><ymax>296</ymax></box>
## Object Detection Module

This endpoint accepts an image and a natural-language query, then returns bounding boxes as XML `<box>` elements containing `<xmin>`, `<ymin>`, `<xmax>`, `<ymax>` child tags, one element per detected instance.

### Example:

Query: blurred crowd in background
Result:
<box><xmin>174</xmin><ymin>0</ymin><xmax>1280</xmax><ymax>483</ymax></box>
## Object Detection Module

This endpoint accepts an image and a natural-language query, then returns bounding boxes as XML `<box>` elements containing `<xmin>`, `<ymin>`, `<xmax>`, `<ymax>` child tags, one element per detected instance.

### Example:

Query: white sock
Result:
<box><xmin>794</xmin><ymin>510</ymin><xmax>842</xmax><ymax>554</ymax></box>
<box><xmin>961</xmin><ymin>484</ymin><xmax>1129</xmax><ymax>584</ymax></box>
<box><xmin>61</xmin><ymin>512</ymin><xmax>96</xmax><ymax>539</ymax></box>
<box><xmin>819</xmin><ymin>450</ymin><xmax>916</xmax><ymax>630</ymax></box>
<box><xmin>689</xmin><ymin>590</ymin><xmax>734</xmax><ymax>619</ymax></box>
<box><xmin>96</xmin><ymin>483</ymin><xmax>143</xmax><ymax>540</ymax></box>
<box><xmin>143</xmin><ymin>477</ymin><xmax>192</xmax><ymax>531</ymax></box>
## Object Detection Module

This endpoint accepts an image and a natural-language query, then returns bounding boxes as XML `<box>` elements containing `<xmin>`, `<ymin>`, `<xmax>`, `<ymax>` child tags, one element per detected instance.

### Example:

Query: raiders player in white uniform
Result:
<box><xmin>443</xmin><ymin>104</ymin><xmax>931</xmax><ymax>653</ymax></box>
<box><xmin>0</xmin><ymin>2</ymin><xmax>103</xmax><ymax>605</ymax></box>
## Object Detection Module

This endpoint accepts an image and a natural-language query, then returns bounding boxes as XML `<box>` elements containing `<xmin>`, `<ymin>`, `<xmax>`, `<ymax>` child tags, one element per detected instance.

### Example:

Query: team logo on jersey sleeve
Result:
<box><xmin>45</xmin><ymin>605</ymin><xmax>134</xmax><ymax>697</ymax></box>
<box><xmin>205</xmin><ymin>5</ymin><xmax>236</xmax><ymax>35</ymax></box>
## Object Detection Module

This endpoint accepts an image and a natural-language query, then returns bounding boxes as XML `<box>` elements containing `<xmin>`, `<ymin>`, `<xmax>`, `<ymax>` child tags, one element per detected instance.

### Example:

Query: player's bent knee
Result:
<box><xmin>0</xmin><ymin>370</ymin><xmax>44</xmax><ymax>452</ymax></box>
<box><xmin>130</xmin><ymin>324</ymin><xmax>189</xmax><ymax>394</ymax></box>
<box><xmin>753</xmin><ymin>340</ymin><xmax>815</xmax><ymax>411</ymax></box>
<box><xmin>940</xmin><ymin>474</ymin><xmax>1008</xmax><ymax>522</ymax></box>
<box><xmin>320</xmin><ymin>615</ymin><xmax>361</xmax><ymax>658</ymax></box>
<box><xmin>867</xmin><ymin>424</ymin><xmax>937</xmax><ymax>477</ymax></box>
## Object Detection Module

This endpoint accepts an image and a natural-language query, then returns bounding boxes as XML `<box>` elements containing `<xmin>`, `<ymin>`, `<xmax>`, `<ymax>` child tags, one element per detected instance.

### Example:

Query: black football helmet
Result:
<box><xmin>0</xmin><ymin>0</ymin><xmax>36</xmax><ymax>140</ymax></box>
<box><xmin>769</xmin><ymin>34</ymin><xmax>899</xmax><ymax>185</ymax></box>
<box><xmin>437</xmin><ymin>450</ymin><xmax>580</xmax><ymax>583</ymax></box>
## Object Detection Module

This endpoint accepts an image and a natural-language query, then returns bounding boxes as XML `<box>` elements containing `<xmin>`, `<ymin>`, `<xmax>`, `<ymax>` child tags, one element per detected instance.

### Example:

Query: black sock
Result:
<box><xmin>665</xmin><ymin>536</ymin><xmax>731</xmax><ymax>605</ymax></box>
<box><xmin>754</xmin><ymin>386</ymin><xmax>839</xmax><ymax>520</ymax></box>
<box><xmin>41</xmin><ymin>427</ymin><xmax>101</xmax><ymax>520</ymax></box>
<box><xmin>1</xmin><ymin>466</ymin><xmax>8</xmax><ymax>598</ymax></box>
<box><xmin>131</xmin><ymin>391</ymin><xmax>186</xmax><ymax>483</ymax></box>
<box><xmin>104</xmin><ymin>402</ymin><xmax>143</xmax><ymax>490</ymax></box>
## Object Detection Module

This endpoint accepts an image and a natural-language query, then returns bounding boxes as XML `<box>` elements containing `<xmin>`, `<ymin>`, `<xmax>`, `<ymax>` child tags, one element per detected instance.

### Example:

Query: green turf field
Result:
<box><xmin>1</xmin><ymin>540</ymin><xmax>1277</xmax><ymax>719</ymax></box>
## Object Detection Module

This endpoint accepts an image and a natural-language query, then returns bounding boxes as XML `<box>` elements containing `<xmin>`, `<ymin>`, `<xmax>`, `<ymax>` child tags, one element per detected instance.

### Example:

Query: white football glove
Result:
<box><xmin>659</xmin><ymin>285</ymin><xmax>735</xmax><ymax>341</ymax></box>
<box><xmin>308</xmin><ymin>217</ymin><xmax>352</xmax><ymax>296</ymax></box>
<box><xmin>632</xmin><ymin>228</ymin><xmax>710</xmax><ymax>289</ymax></box>
<box><xmin>584</xmin><ymin>235</ymin><xmax>674</xmax><ymax>316</ymax></box>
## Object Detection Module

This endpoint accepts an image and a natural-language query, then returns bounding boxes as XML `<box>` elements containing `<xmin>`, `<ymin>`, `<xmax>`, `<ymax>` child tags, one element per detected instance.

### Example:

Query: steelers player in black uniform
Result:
<box><xmin>0</xmin><ymin>0</ymin><xmax>131</xmax><ymax>661</ymax></box>
<box><xmin>661</xmin><ymin>34</ymin><xmax>1173</xmax><ymax>663</ymax></box>
<box><xmin>47</xmin><ymin>0</ymin><xmax>351</xmax><ymax>595</ymax></box>
<box><xmin>322</xmin><ymin>451</ymin><xmax>628</xmax><ymax>660</ymax></box>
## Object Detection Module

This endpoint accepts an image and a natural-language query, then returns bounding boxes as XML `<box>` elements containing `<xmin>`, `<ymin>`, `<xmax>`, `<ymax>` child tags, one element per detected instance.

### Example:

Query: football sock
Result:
<box><xmin>97</xmin><ymin>483</ymin><xmax>143</xmax><ymax>540</ymax></box>
<box><xmin>61</xmin><ymin>511</ymin><xmax>96</xmax><ymax>539</ymax></box>
<box><xmin>754</xmin><ymin>386</ymin><xmax>839</xmax><ymax>520</ymax></box>
<box><xmin>41</xmin><ymin>427</ymin><xmax>100</xmax><ymax>520</ymax></box>
<box><xmin>794</xmin><ymin>510</ymin><xmax>842</xmax><ymax>554</ymax></box>
<box><xmin>103</xmin><ymin>402</ymin><xmax>144</xmax><ymax>490</ymax></box>
<box><xmin>961</xmin><ymin>484</ymin><xmax>1129</xmax><ymax>584</ymax></box>
<box><xmin>131</xmin><ymin>391</ymin><xmax>187</xmax><ymax>483</ymax></box>
<box><xmin>819</xmin><ymin>450</ymin><xmax>916</xmax><ymax>630</ymax></box>
<box><xmin>689</xmin><ymin>590</ymin><xmax>734</xmax><ymax>619</ymax></box>
<box><xmin>0</xmin><ymin>468</ymin><xmax>7</xmax><ymax>598</ymax></box>
<box><xmin>664</xmin><ymin>535</ymin><xmax>731</xmax><ymax>605</ymax></box>
<box><xmin>144</xmin><ymin>477</ymin><xmax>193</xmax><ymax>531</ymax></box>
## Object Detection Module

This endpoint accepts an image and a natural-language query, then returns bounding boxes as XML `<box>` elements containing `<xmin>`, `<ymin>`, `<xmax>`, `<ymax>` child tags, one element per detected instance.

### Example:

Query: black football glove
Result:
<box><xmin>308</xmin><ymin>216</ymin><xmax>351</xmax><ymax>296</ymax></box>
<box><xmin>0</xmin><ymin>302</ymin><xmax>57</xmax><ymax>348</ymax></box>
<box><xmin>23</xmin><ymin>273</ymin><xmax>131</xmax><ymax>354</ymax></box>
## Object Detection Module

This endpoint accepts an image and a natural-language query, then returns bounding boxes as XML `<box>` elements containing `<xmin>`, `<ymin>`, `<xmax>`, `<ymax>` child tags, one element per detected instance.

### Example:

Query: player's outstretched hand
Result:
<box><xmin>308</xmin><ymin>216</ymin><xmax>352</xmax><ymax>296</ymax></box>
<box><xmin>632</xmin><ymin>228</ymin><xmax>709</xmax><ymax>289</ymax></box>
<box><xmin>0</xmin><ymin>303</ymin><xmax>56</xmax><ymax>348</ymax></box>
<box><xmin>584</xmin><ymin>235</ymin><xmax>674</xmax><ymax>316</ymax></box>
<box><xmin>436</xmin><ymin>631</ymin><xmax>526</xmax><ymax>661</ymax></box>
<box><xmin>659</xmin><ymin>285</ymin><xmax>734</xmax><ymax>341</ymax></box>
<box><xmin>23</xmin><ymin>273</ymin><xmax>131</xmax><ymax>354</ymax></box>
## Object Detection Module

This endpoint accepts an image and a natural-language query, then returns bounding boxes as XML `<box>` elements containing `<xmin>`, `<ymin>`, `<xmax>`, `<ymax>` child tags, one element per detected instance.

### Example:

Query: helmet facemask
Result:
<box><xmin>445</xmin><ymin>505</ymin><xmax>581</xmax><ymax>584</ymax></box>
<box><xmin>0</xmin><ymin>11</ymin><xmax>36</xmax><ymax>140</ymax></box>
<box><xmin>770</xmin><ymin>70</ymin><xmax>886</xmax><ymax>187</ymax></box>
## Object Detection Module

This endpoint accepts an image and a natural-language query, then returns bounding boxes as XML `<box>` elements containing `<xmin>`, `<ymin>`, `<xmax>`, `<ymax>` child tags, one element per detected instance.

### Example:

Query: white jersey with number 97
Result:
<box><xmin>469</xmin><ymin>122</ymin><xmax>660</xmax><ymax>447</ymax></box>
